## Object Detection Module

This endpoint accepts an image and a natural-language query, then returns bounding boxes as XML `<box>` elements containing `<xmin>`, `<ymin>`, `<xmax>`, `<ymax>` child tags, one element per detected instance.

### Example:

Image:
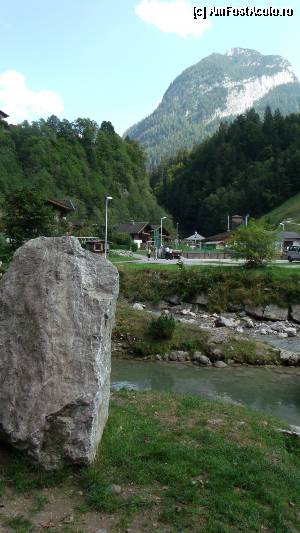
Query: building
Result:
<box><xmin>116</xmin><ymin>221</ymin><xmax>170</xmax><ymax>248</ymax></box>
<box><xmin>0</xmin><ymin>110</ymin><xmax>9</xmax><ymax>130</ymax></box>
<box><xmin>184</xmin><ymin>231</ymin><xmax>205</xmax><ymax>247</ymax></box>
<box><xmin>202</xmin><ymin>232</ymin><xmax>232</xmax><ymax>249</ymax></box>
<box><xmin>47</xmin><ymin>199</ymin><xmax>75</xmax><ymax>221</ymax></box>
<box><xmin>77</xmin><ymin>237</ymin><xmax>106</xmax><ymax>255</ymax></box>
<box><xmin>0</xmin><ymin>110</ymin><xmax>9</xmax><ymax>121</ymax></box>
<box><xmin>278</xmin><ymin>231</ymin><xmax>300</xmax><ymax>252</ymax></box>
<box><xmin>203</xmin><ymin>215</ymin><xmax>246</xmax><ymax>249</ymax></box>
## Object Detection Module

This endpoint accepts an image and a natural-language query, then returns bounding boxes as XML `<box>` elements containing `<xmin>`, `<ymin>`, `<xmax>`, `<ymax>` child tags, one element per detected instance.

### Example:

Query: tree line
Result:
<box><xmin>150</xmin><ymin>108</ymin><xmax>300</xmax><ymax>236</ymax></box>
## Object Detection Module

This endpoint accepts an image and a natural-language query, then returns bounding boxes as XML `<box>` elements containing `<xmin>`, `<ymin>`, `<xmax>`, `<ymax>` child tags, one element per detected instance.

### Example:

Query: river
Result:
<box><xmin>111</xmin><ymin>360</ymin><xmax>300</xmax><ymax>426</ymax></box>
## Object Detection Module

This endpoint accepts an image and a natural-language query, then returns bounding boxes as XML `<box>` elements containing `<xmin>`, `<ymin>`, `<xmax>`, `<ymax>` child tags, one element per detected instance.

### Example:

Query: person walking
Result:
<box><xmin>147</xmin><ymin>247</ymin><xmax>151</xmax><ymax>261</ymax></box>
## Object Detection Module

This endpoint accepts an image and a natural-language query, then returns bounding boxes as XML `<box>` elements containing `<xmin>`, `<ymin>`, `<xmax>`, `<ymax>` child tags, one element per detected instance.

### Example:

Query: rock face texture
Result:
<box><xmin>126</xmin><ymin>47</ymin><xmax>300</xmax><ymax>166</ymax></box>
<box><xmin>0</xmin><ymin>237</ymin><xmax>119</xmax><ymax>469</ymax></box>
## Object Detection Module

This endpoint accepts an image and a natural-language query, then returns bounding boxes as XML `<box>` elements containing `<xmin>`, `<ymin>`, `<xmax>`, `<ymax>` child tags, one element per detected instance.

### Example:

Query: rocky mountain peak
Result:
<box><xmin>126</xmin><ymin>48</ymin><xmax>300</xmax><ymax>167</ymax></box>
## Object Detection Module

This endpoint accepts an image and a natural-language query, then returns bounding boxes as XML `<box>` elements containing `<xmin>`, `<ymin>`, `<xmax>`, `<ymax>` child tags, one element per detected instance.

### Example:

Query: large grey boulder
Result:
<box><xmin>0</xmin><ymin>237</ymin><xmax>119</xmax><ymax>469</ymax></box>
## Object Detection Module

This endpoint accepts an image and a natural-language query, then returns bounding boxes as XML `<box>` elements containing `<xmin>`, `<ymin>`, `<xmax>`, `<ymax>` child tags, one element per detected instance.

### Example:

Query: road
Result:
<box><xmin>121</xmin><ymin>253</ymin><xmax>300</xmax><ymax>268</ymax></box>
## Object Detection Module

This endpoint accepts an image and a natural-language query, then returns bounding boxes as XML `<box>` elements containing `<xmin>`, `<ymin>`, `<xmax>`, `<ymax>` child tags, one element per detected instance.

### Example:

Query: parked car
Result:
<box><xmin>286</xmin><ymin>245</ymin><xmax>300</xmax><ymax>262</ymax></box>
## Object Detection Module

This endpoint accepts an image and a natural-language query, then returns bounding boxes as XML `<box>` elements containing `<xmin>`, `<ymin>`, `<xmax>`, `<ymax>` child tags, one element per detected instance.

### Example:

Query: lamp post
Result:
<box><xmin>105</xmin><ymin>196</ymin><xmax>112</xmax><ymax>259</ymax></box>
<box><xmin>160</xmin><ymin>216</ymin><xmax>167</xmax><ymax>248</ymax></box>
<box><xmin>176</xmin><ymin>222</ymin><xmax>179</xmax><ymax>244</ymax></box>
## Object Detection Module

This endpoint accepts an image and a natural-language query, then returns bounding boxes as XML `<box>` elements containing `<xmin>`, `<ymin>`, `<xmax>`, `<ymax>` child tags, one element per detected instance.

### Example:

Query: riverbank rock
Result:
<box><xmin>168</xmin><ymin>350</ymin><xmax>189</xmax><ymax>361</ymax></box>
<box><xmin>188</xmin><ymin>293</ymin><xmax>208</xmax><ymax>306</ymax></box>
<box><xmin>192</xmin><ymin>352</ymin><xmax>212</xmax><ymax>366</ymax></box>
<box><xmin>132</xmin><ymin>302</ymin><xmax>145</xmax><ymax>311</ymax></box>
<box><xmin>0</xmin><ymin>237</ymin><xmax>119</xmax><ymax>469</ymax></box>
<box><xmin>214</xmin><ymin>361</ymin><xmax>228</xmax><ymax>368</ymax></box>
<box><xmin>263</xmin><ymin>305</ymin><xmax>289</xmax><ymax>321</ymax></box>
<box><xmin>290</xmin><ymin>305</ymin><xmax>300</xmax><ymax>324</ymax></box>
<box><xmin>245</xmin><ymin>305</ymin><xmax>265</xmax><ymax>320</ymax></box>
<box><xmin>280</xmin><ymin>350</ymin><xmax>300</xmax><ymax>366</ymax></box>
<box><xmin>215</xmin><ymin>316</ymin><xmax>239</xmax><ymax>328</ymax></box>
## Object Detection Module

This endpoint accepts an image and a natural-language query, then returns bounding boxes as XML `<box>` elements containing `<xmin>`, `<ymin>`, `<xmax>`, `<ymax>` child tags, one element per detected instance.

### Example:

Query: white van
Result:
<box><xmin>286</xmin><ymin>245</ymin><xmax>300</xmax><ymax>262</ymax></box>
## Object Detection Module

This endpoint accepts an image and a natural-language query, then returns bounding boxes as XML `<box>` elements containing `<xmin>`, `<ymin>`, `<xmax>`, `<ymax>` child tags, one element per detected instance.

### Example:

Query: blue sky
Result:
<box><xmin>0</xmin><ymin>0</ymin><xmax>298</xmax><ymax>134</ymax></box>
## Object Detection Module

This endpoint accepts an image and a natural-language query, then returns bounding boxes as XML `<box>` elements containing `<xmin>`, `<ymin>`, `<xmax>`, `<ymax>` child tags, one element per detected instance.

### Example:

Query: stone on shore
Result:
<box><xmin>193</xmin><ymin>352</ymin><xmax>212</xmax><ymax>366</ymax></box>
<box><xmin>291</xmin><ymin>305</ymin><xmax>300</xmax><ymax>324</ymax></box>
<box><xmin>280</xmin><ymin>350</ymin><xmax>299</xmax><ymax>366</ymax></box>
<box><xmin>263</xmin><ymin>305</ymin><xmax>289</xmax><ymax>321</ymax></box>
<box><xmin>0</xmin><ymin>237</ymin><xmax>119</xmax><ymax>469</ymax></box>
<box><xmin>214</xmin><ymin>361</ymin><xmax>228</xmax><ymax>368</ymax></box>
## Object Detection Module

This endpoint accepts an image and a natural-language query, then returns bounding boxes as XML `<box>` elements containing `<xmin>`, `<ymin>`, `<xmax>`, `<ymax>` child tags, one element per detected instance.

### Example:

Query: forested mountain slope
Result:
<box><xmin>150</xmin><ymin>109</ymin><xmax>300</xmax><ymax>236</ymax></box>
<box><xmin>126</xmin><ymin>48</ymin><xmax>300</xmax><ymax>168</ymax></box>
<box><xmin>0</xmin><ymin>117</ymin><xmax>165</xmax><ymax>231</ymax></box>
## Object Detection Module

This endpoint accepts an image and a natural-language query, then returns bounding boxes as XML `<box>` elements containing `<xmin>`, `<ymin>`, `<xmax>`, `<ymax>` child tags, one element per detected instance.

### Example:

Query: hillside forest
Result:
<box><xmin>0</xmin><ymin>117</ymin><xmax>165</xmax><ymax>235</ymax></box>
<box><xmin>1</xmin><ymin>108</ymin><xmax>300</xmax><ymax>240</ymax></box>
<box><xmin>150</xmin><ymin>108</ymin><xmax>300</xmax><ymax>236</ymax></box>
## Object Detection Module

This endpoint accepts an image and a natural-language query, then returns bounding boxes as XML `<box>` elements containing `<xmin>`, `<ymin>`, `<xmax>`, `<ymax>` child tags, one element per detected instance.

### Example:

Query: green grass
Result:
<box><xmin>1</xmin><ymin>391</ymin><xmax>299</xmax><ymax>532</ymax></box>
<box><xmin>108</xmin><ymin>253</ymin><xmax>136</xmax><ymax>263</ymax></box>
<box><xmin>118</xmin><ymin>265</ymin><xmax>300</xmax><ymax>312</ymax></box>
<box><xmin>260</xmin><ymin>192</ymin><xmax>300</xmax><ymax>227</ymax></box>
<box><xmin>114</xmin><ymin>300</ymin><xmax>209</xmax><ymax>357</ymax></box>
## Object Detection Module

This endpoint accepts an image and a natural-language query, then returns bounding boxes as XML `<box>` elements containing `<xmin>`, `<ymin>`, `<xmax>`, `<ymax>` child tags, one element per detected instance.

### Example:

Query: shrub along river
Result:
<box><xmin>112</xmin><ymin>331</ymin><xmax>300</xmax><ymax>427</ymax></box>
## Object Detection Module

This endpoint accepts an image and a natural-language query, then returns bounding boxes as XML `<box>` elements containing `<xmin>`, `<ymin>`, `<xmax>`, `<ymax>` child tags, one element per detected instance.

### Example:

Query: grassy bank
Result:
<box><xmin>0</xmin><ymin>391</ymin><xmax>299</xmax><ymax>532</ymax></box>
<box><xmin>119</xmin><ymin>266</ymin><xmax>300</xmax><ymax>312</ymax></box>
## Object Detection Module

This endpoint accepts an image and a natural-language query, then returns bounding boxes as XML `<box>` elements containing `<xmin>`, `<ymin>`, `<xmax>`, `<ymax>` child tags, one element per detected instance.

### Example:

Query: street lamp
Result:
<box><xmin>279</xmin><ymin>222</ymin><xmax>285</xmax><ymax>233</ymax></box>
<box><xmin>160</xmin><ymin>216</ymin><xmax>167</xmax><ymax>247</ymax></box>
<box><xmin>105</xmin><ymin>196</ymin><xmax>113</xmax><ymax>259</ymax></box>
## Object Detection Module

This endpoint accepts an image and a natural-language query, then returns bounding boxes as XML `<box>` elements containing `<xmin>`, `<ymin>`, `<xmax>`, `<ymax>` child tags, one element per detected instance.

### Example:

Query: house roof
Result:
<box><xmin>47</xmin><ymin>199</ymin><xmax>76</xmax><ymax>212</ymax></box>
<box><xmin>0</xmin><ymin>110</ymin><xmax>9</xmax><ymax>119</ymax></box>
<box><xmin>279</xmin><ymin>231</ymin><xmax>300</xmax><ymax>240</ymax></box>
<box><xmin>185</xmin><ymin>232</ymin><xmax>205</xmax><ymax>241</ymax></box>
<box><xmin>203</xmin><ymin>232</ymin><xmax>231</xmax><ymax>242</ymax></box>
<box><xmin>117</xmin><ymin>222</ymin><xmax>150</xmax><ymax>234</ymax></box>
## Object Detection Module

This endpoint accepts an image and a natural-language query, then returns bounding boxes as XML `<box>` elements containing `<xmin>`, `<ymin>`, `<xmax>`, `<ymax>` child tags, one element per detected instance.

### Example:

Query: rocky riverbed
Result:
<box><xmin>120</xmin><ymin>300</ymin><xmax>300</xmax><ymax>366</ymax></box>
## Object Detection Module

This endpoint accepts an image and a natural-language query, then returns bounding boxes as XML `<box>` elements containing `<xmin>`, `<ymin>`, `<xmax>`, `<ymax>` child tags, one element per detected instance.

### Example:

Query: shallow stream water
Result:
<box><xmin>111</xmin><ymin>359</ymin><xmax>300</xmax><ymax>426</ymax></box>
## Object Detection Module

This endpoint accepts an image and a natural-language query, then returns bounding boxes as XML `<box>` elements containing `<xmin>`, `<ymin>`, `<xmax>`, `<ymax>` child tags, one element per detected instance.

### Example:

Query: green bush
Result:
<box><xmin>147</xmin><ymin>315</ymin><xmax>176</xmax><ymax>340</ymax></box>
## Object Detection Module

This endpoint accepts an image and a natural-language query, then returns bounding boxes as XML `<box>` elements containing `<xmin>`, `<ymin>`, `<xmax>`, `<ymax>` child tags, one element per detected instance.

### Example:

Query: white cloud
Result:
<box><xmin>0</xmin><ymin>70</ymin><xmax>64</xmax><ymax>124</ymax></box>
<box><xmin>135</xmin><ymin>0</ymin><xmax>210</xmax><ymax>38</ymax></box>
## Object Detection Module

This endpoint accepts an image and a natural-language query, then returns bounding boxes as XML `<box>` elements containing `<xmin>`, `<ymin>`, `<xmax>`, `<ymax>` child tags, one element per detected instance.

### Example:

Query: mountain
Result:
<box><xmin>125</xmin><ymin>48</ymin><xmax>300</xmax><ymax>167</ymax></box>
<box><xmin>0</xmin><ymin>117</ymin><xmax>165</xmax><ymax>232</ymax></box>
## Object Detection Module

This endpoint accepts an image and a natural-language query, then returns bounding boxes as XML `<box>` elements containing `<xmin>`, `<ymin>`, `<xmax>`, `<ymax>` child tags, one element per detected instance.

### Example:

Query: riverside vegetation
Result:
<box><xmin>118</xmin><ymin>265</ymin><xmax>300</xmax><ymax>314</ymax></box>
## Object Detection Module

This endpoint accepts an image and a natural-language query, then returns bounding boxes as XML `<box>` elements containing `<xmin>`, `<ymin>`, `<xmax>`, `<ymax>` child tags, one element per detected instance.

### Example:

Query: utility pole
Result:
<box><xmin>227</xmin><ymin>215</ymin><xmax>230</xmax><ymax>232</ymax></box>
<box><xmin>104</xmin><ymin>196</ymin><xmax>112</xmax><ymax>259</ymax></box>
<box><xmin>160</xmin><ymin>216</ymin><xmax>167</xmax><ymax>248</ymax></box>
